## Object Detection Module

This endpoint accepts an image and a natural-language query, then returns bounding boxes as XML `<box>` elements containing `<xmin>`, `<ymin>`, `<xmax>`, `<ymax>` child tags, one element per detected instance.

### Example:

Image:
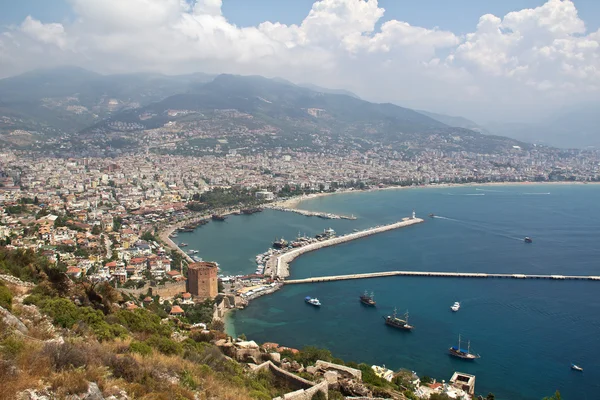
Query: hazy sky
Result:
<box><xmin>1</xmin><ymin>0</ymin><xmax>599</xmax><ymax>122</ymax></box>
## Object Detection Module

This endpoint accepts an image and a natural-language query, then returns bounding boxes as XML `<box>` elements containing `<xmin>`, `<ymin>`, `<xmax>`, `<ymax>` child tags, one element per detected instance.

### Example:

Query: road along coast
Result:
<box><xmin>265</xmin><ymin>217</ymin><xmax>424</xmax><ymax>279</ymax></box>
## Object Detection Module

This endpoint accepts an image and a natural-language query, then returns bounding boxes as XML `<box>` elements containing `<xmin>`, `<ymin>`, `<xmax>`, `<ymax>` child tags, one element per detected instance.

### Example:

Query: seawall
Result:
<box><xmin>270</xmin><ymin>217</ymin><xmax>424</xmax><ymax>278</ymax></box>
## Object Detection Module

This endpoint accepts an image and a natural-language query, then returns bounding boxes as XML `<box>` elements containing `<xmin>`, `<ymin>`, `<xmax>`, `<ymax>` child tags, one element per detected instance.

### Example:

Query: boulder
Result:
<box><xmin>0</xmin><ymin>306</ymin><xmax>28</xmax><ymax>334</ymax></box>
<box><xmin>83</xmin><ymin>383</ymin><xmax>104</xmax><ymax>400</ymax></box>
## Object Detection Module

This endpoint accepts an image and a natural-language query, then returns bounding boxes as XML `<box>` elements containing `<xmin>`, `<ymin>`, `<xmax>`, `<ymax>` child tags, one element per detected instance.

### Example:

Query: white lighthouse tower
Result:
<box><xmin>412</xmin><ymin>210</ymin><xmax>416</xmax><ymax>219</ymax></box>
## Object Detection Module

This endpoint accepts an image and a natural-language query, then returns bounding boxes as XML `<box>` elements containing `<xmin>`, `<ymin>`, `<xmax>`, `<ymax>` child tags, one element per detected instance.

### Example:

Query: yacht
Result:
<box><xmin>571</xmin><ymin>364</ymin><xmax>583</xmax><ymax>372</ymax></box>
<box><xmin>451</xmin><ymin>302</ymin><xmax>460</xmax><ymax>312</ymax></box>
<box><xmin>305</xmin><ymin>296</ymin><xmax>321</xmax><ymax>307</ymax></box>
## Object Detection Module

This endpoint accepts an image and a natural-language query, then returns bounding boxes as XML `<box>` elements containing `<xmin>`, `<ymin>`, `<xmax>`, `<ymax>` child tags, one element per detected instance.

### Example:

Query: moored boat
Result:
<box><xmin>451</xmin><ymin>301</ymin><xmax>460</xmax><ymax>312</ymax></box>
<box><xmin>273</xmin><ymin>238</ymin><xmax>288</xmax><ymax>249</ymax></box>
<box><xmin>383</xmin><ymin>308</ymin><xmax>413</xmax><ymax>330</ymax></box>
<box><xmin>212</xmin><ymin>214</ymin><xmax>227</xmax><ymax>221</ymax></box>
<box><xmin>449</xmin><ymin>335</ymin><xmax>480</xmax><ymax>360</ymax></box>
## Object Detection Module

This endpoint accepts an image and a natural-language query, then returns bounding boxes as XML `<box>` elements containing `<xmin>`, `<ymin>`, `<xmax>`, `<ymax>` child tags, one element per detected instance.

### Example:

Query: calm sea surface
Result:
<box><xmin>176</xmin><ymin>184</ymin><xmax>600</xmax><ymax>400</ymax></box>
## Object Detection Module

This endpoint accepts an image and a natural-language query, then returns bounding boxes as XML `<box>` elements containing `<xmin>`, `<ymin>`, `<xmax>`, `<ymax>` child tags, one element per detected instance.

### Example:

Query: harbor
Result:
<box><xmin>264</xmin><ymin>214</ymin><xmax>424</xmax><ymax>278</ymax></box>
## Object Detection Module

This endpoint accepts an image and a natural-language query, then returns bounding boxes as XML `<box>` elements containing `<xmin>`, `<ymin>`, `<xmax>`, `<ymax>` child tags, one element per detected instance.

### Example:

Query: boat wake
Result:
<box><xmin>444</xmin><ymin>193</ymin><xmax>485</xmax><ymax>196</ymax></box>
<box><xmin>476</xmin><ymin>188</ymin><xmax>505</xmax><ymax>193</ymax></box>
<box><xmin>433</xmin><ymin>215</ymin><xmax>524</xmax><ymax>242</ymax></box>
<box><xmin>522</xmin><ymin>192</ymin><xmax>551</xmax><ymax>195</ymax></box>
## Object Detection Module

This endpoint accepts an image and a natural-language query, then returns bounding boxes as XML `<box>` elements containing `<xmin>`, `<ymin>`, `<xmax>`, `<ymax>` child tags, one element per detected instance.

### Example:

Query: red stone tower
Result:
<box><xmin>186</xmin><ymin>262</ymin><xmax>218</xmax><ymax>300</ymax></box>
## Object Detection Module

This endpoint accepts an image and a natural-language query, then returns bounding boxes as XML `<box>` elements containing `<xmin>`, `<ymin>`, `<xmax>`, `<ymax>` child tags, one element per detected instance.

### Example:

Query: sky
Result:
<box><xmin>1</xmin><ymin>0</ymin><xmax>600</xmax><ymax>123</ymax></box>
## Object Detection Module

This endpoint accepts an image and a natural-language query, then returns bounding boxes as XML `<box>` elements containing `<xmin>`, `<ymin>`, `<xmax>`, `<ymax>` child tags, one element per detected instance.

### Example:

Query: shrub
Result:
<box><xmin>145</xmin><ymin>335</ymin><xmax>183</xmax><ymax>356</ymax></box>
<box><xmin>110</xmin><ymin>309</ymin><xmax>171</xmax><ymax>337</ymax></box>
<box><xmin>311</xmin><ymin>390</ymin><xmax>327</xmax><ymax>400</ymax></box>
<box><xmin>328</xmin><ymin>391</ymin><xmax>345</xmax><ymax>400</ymax></box>
<box><xmin>129</xmin><ymin>341</ymin><xmax>152</xmax><ymax>357</ymax></box>
<box><xmin>180</xmin><ymin>370</ymin><xmax>198</xmax><ymax>390</ymax></box>
<box><xmin>49</xmin><ymin>369</ymin><xmax>89</xmax><ymax>396</ymax></box>
<box><xmin>0</xmin><ymin>284</ymin><xmax>12</xmax><ymax>311</ymax></box>
<box><xmin>0</xmin><ymin>337</ymin><xmax>25</xmax><ymax>359</ymax></box>
<box><xmin>42</xmin><ymin>342</ymin><xmax>88</xmax><ymax>371</ymax></box>
<box><xmin>107</xmin><ymin>354</ymin><xmax>142</xmax><ymax>382</ymax></box>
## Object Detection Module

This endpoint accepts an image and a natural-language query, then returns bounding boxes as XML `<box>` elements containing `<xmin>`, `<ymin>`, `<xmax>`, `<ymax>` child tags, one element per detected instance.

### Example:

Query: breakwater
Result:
<box><xmin>268</xmin><ymin>217</ymin><xmax>424</xmax><ymax>278</ymax></box>
<box><xmin>284</xmin><ymin>271</ymin><xmax>600</xmax><ymax>284</ymax></box>
<box><xmin>266</xmin><ymin>205</ymin><xmax>357</xmax><ymax>220</ymax></box>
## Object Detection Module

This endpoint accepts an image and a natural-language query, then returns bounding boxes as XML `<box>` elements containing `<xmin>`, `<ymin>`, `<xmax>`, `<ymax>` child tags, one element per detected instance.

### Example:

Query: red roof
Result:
<box><xmin>167</xmin><ymin>271</ymin><xmax>181</xmax><ymax>277</ymax></box>
<box><xmin>170</xmin><ymin>305</ymin><xmax>185</xmax><ymax>315</ymax></box>
<box><xmin>66</xmin><ymin>266</ymin><xmax>81</xmax><ymax>275</ymax></box>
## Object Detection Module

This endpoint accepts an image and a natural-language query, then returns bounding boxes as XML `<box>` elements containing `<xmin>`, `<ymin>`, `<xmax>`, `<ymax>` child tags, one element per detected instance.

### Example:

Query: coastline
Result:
<box><xmin>272</xmin><ymin>181</ymin><xmax>599</xmax><ymax>211</ymax></box>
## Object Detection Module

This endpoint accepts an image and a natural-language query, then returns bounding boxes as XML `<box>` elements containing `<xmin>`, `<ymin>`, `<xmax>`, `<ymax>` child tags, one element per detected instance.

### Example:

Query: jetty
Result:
<box><xmin>265</xmin><ymin>205</ymin><xmax>357</xmax><ymax>220</ymax></box>
<box><xmin>284</xmin><ymin>271</ymin><xmax>600</xmax><ymax>284</ymax></box>
<box><xmin>268</xmin><ymin>216</ymin><xmax>424</xmax><ymax>278</ymax></box>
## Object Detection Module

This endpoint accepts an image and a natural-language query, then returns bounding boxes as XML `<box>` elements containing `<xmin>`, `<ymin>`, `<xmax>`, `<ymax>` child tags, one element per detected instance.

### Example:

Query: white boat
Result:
<box><xmin>305</xmin><ymin>296</ymin><xmax>321</xmax><ymax>307</ymax></box>
<box><xmin>571</xmin><ymin>364</ymin><xmax>583</xmax><ymax>371</ymax></box>
<box><xmin>451</xmin><ymin>301</ymin><xmax>460</xmax><ymax>312</ymax></box>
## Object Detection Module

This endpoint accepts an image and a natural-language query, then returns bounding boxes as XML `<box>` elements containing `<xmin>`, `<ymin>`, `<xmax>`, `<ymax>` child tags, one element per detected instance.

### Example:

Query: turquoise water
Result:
<box><xmin>177</xmin><ymin>184</ymin><xmax>600</xmax><ymax>400</ymax></box>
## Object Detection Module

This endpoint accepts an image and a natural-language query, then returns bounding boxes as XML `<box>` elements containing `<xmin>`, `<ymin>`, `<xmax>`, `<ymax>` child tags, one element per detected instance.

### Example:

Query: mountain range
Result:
<box><xmin>0</xmin><ymin>67</ymin><xmax>538</xmax><ymax>153</ymax></box>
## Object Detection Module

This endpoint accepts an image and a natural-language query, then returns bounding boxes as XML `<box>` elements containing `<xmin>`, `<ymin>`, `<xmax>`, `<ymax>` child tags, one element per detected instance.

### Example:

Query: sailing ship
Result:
<box><xmin>383</xmin><ymin>308</ymin><xmax>413</xmax><ymax>330</ymax></box>
<box><xmin>360</xmin><ymin>291</ymin><xmax>376</xmax><ymax>306</ymax></box>
<box><xmin>449</xmin><ymin>335</ymin><xmax>480</xmax><ymax>360</ymax></box>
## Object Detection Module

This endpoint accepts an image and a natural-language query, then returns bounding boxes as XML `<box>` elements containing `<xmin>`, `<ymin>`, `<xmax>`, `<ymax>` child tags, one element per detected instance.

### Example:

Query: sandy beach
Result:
<box><xmin>271</xmin><ymin>181</ymin><xmax>598</xmax><ymax>211</ymax></box>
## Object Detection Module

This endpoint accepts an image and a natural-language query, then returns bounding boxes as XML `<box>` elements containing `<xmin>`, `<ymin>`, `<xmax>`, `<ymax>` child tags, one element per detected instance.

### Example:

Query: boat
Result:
<box><xmin>179</xmin><ymin>242</ymin><xmax>188</xmax><ymax>247</ymax></box>
<box><xmin>451</xmin><ymin>302</ymin><xmax>460</xmax><ymax>312</ymax></box>
<box><xmin>191</xmin><ymin>256</ymin><xmax>203</xmax><ymax>262</ymax></box>
<box><xmin>429</xmin><ymin>213</ymin><xmax>435</xmax><ymax>218</ymax></box>
<box><xmin>241</xmin><ymin>207</ymin><xmax>263</xmax><ymax>215</ymax></box>
<box><xmin>571</xmin><ymin>364</ymin><xmax>583</xmax><ymax>372</ymax></box>
<box><xmin>169</xmin><ymin>233</ymin><xmax>178</xmax><ymax>238</ymax></box>
<box><xmin>383</xmin><ymin>308</ymin><xmax>413</xmax><ymax>330</ymax></box>
<box><xmin>273</xmin><ymin>238</ymin><xmax>288</xmax><ymax>249</ymax></box>
<box><xmin>449</xmin><ymin>335</ymin><xmax>480</xmax><ymax>360</ymax></box>
<box><xmin>524</xmin><ymin>237</ymin><xmax>533</xmax><ymax>243</ymax></box>
<box><xmin>315</xmin><ymin>228</ymin><xmax>336</xmax><ymax>240</ymax></box>
<box><xmin>187</xmin><ymin>249</ymin><xmax>199</xmax><ymax>254</ymax></box>
<box><xmin>360</xmin><ymin>291</ymin><xmax>376</xmax><ymax>306</ymax></box>
<box><xmin>212</xmin><ymin>214</ymin><xmax>227</xmax><ymax>221</ymax></box>
<box><xmin>305</xmin><ymin>296</ymin><xmax>321</xmax><ymax>307</ymax></box>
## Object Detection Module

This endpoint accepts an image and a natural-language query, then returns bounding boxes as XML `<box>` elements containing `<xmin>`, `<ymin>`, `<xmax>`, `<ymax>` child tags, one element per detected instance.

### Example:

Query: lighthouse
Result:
<box><xmin>412</xmin><ymin>210</ymin><xmax>416</xmax><ymax>219</ymax></box>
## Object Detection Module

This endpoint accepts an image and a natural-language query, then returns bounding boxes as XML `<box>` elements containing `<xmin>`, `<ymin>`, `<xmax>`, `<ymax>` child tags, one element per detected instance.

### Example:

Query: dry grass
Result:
<box><xmin>49</xmin><ymin>368</ymin><xmax>89</xmax><ymax>396</ymax></box>
<box><xmin>0</xmin><ymin>330</ymin><xmax>257</xmax><ymax>400</ymax></box>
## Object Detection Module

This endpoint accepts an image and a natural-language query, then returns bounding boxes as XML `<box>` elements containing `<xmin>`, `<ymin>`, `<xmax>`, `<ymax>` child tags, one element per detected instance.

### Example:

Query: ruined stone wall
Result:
<box><xmin>118</xmin><ymin>281</ymin><xmax>185</xmax><ymax>298</ymax></box>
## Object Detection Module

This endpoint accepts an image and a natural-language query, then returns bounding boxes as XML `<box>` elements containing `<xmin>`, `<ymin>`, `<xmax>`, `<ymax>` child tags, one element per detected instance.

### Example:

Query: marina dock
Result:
<box><xmin>284</xmin><ymin>271</ymin><xmax>600</xmax><ymax>284</ymax></box>
<box><xmin>268</xmin><ymin>217</ymin><xmax>424</xmax><ymax>278</ymax></box>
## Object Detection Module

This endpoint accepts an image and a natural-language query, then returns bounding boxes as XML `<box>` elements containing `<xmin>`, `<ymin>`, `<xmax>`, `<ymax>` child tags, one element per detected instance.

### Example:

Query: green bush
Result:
<box><xmin>0</xmin><ymin>336</ymin><xmax>25</xmax><ymax>359</ymax></box>
<box><xmin>129</xmin><ymin>341</ymin><xmax>153</xmax><ymax>357</ymax></box>
<box><xmin>0</xmin><ymin>283</ymin><xmax>12</xmax><ymax>311</ymax></box>
<box><xmin>110</xmin><ymin>309</ymin><xmax>171</xmax><ymax>337</ymax></box>
<box><xmin>145</xmin><ymin>335</ymin><xmax>183</xmax><ymax>356</ymax></box>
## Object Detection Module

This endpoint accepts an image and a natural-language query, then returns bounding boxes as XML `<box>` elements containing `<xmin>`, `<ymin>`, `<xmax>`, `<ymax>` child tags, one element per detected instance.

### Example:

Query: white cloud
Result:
<box><xmin>0</xmin><ymin>0</ymin><xmax>599</xmax><ymax>121</ymax></box>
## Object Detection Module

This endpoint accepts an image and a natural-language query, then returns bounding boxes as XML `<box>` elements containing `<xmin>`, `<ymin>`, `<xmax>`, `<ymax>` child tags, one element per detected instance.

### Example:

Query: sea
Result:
<box><xmin>175</xmin><ymin>184</ymin><xmax>600</xmax><ymax>400</ymax></box>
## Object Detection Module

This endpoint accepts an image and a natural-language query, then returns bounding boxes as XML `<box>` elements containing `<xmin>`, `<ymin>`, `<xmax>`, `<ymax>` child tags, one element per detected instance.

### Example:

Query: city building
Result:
<box><xmin>186</xmin><ymin>261</ymin><xmax>218</xmax><ymax>300</ymax></box>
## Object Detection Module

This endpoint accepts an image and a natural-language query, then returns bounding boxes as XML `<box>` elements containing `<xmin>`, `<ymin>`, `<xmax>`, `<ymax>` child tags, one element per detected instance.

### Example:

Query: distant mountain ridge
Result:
<box><xmin>416</xmin><ymin>110</ymin><xmax>488</xmax><ymax>134</ymax></box>
<box><xmin>0</xmin><ymin>67</ymin><xmax>528</xmax><ymax>154</ymax></box>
